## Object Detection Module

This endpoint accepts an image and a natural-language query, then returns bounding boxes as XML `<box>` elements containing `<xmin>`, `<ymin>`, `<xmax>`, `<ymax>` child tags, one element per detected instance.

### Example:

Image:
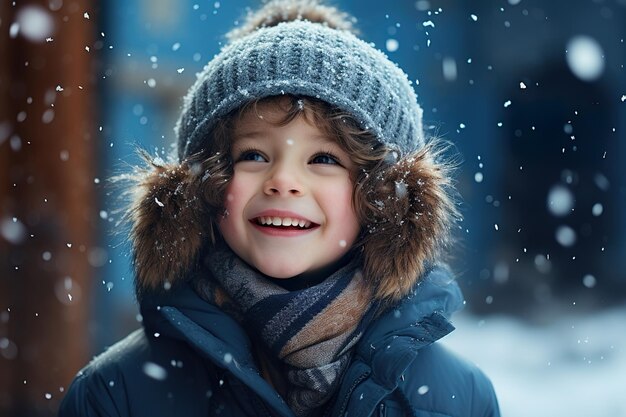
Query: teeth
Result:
<box><xmin>256</xmin><ymin>216</ymin><xmax>312</xmax><ymax>228</ymax></box>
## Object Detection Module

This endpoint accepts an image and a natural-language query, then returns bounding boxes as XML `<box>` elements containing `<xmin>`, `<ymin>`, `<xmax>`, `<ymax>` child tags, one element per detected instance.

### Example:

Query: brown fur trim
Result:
<box><xmin>125</xmin><ymin>152</ymin><xmax>227</xmax><ymax>295</ymax></box>
<box><xmin>227</xmin><ymin>0</ymin><xmax>358</xmax><ymax>42</ymax></box>
<box><xmin>357</xmin><ymin>143</ymin><xmax>459</xmax><ymax>303</ymax></box>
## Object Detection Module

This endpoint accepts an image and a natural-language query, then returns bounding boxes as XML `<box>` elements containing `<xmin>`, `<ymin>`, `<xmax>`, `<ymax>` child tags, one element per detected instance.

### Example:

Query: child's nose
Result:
<box><xmin>263</xmin><ymin>165</ymin><xmax>304</xmax><ymax>196</ymax></box>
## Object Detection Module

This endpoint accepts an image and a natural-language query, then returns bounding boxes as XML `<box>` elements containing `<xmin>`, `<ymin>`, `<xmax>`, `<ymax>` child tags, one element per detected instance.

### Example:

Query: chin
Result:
<box><xmin>256</xmin><ymin>264</ymin><xmax>304</xmax><ymax>280</ymax></box>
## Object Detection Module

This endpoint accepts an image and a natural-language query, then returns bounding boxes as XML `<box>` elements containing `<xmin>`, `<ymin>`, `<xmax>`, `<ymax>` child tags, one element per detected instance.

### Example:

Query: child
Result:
<box><xmin>60</xmin><ymin>1</ymin><xmax>500</xmax><ymax>416</ymax></box>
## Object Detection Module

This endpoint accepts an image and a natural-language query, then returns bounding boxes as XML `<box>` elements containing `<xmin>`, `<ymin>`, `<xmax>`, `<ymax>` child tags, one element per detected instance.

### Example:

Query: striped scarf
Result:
<box><xmin>193</xmin><ymin>247</ymin><xmax>375</xmax><ymax>417</ymax></box>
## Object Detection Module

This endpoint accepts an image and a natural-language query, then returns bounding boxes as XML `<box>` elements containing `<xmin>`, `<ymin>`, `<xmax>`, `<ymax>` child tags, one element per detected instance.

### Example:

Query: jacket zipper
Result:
<box><xmin>335</xmin><ymin>372</ymin><xmax>370</xmax><ymax>417</ymax></box>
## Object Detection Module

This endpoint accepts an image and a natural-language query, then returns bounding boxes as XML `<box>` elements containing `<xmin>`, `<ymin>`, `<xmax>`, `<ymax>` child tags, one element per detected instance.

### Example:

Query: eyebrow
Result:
<box><xmin>232</xmin><ymin>130</ymin><xmax>264</xmax><ymax>140</ymax></box>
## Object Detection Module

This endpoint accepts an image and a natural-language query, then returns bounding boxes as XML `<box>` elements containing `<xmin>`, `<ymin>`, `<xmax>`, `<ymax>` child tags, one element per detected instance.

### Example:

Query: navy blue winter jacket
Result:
<box><xmin>59</xmin><ymin>267</ymin><xmax>500</xmax><ymax>417</ymax></box>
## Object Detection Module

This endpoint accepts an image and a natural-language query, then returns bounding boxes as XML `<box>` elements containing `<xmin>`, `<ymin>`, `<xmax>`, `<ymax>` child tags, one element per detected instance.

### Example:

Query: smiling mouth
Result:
<box><xmin>252</xmin><ymin>216</ymin><xmax>317</xmax><ymax>229</ymax></box>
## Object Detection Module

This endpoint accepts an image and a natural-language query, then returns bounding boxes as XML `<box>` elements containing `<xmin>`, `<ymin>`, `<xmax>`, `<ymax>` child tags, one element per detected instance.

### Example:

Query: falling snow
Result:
<box><xmin>591</xmin><ymin>203</ymin><xmax>603</xmax><ymax>217</ymax></box>
<box><xmin>555</xmin><ymin>225</ymin><xmax>576</xmax><ymax>247</ymax></box>
<box><xmin>547</xmin><ymin>185</ymin><xmax>574</xmax><ymax>217</ymax></box>
<box><xmin>142</xmin><ymin>362</ymin><xmax>167</xmax><ymax>381</ymax></box>
<box><xmin>0</xmin><ymin>217</ymin><xmax>27</xmax><ymax>244</ymax></box>
<box><xmin>442</xmin><ymin>57</ymin><xmax>457</xmax><ymax>81</ymax></box>
<box><xmin>14</xmin><ymin>6</ymin><xmax>55</xmax><ymax>42</ymax></box>
<box><xmin>582</xmin><ymin>275</ymin><xmax>597</xmax><ymax>288</ymax></box>
<box><xmin>566</xmin><ymin>36</ymin><xmax>605</xmax><ymax>81</ymax></box>
<box><xmin>385</xmin><ymin>39</ymin><xmax>399</xmax><ymax>52</ymax></box>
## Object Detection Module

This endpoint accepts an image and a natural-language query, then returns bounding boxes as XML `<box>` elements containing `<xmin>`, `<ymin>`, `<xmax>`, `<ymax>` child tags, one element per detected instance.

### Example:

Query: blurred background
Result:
<box><xmin>1</xmin><ymin>0</ymin><xmax>625</xmax><ymax>416</ymax></box>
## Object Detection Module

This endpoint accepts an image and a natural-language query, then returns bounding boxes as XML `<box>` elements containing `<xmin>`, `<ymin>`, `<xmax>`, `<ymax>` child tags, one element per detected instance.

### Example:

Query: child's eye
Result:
<box><xmin>310</xmin><ymin>153</ymin><xmax>340</xmax><ymax>165</ymax></box>
<box><xmin>237</xmin><ymin>150</ymin><xmax>267</xmax><ymax>162</ymax></box>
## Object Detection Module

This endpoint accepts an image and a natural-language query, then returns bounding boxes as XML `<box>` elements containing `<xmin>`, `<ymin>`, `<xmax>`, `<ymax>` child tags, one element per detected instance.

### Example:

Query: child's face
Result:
<box><xmin>218</xmin><ymin>105</ymin><xmax>361</xmax><ymax>279</ymax></box>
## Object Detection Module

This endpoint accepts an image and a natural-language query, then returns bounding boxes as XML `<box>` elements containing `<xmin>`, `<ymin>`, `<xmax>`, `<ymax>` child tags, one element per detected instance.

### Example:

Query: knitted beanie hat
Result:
<box><xmin>175</xmin><ymin>1</ymin><xmax>424</xmax><ymax>161</ymax></box>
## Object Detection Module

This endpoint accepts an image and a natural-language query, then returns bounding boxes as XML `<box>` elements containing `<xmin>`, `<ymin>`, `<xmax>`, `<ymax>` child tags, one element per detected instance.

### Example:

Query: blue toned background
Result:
<box><xmin>2</xmin><ymin>1</ymin><xmax>624</xmax><ymax>416</ymax></box>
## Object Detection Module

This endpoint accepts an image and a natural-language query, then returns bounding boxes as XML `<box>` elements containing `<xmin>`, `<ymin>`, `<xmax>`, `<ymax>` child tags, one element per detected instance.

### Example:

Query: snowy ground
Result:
<box><xmin>443</xmin><ymin>307</ymin><xmax>626</xmax><ymax>417</ymax></box>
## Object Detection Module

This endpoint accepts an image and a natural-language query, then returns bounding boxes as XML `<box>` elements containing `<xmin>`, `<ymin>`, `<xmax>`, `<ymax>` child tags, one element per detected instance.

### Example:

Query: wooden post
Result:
<box><xmin>0</xmin><ymin>1</ymin><xmax>97</xmax><ymax>415</ymax></box>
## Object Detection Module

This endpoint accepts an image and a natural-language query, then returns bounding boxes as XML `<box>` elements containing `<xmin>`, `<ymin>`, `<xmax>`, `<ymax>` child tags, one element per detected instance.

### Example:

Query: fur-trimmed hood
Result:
<box><xmin>127</xmin><ymin>143</ymin><xmax>457</xmax><ymax>303</ymax></box>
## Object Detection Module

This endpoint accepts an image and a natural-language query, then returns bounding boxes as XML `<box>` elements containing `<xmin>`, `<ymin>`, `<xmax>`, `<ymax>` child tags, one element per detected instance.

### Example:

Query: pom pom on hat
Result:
<box><xmin>227</xmin><ymin>0</ymin><xmax>358</xmax><ymax>41</ymax></box>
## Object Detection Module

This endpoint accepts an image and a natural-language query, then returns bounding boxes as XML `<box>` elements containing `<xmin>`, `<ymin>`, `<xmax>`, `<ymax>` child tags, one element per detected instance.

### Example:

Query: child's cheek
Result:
<box><xmin>322</xmin><ymin>179</ymin><xmax>360</xmax><ymax>244</ymax></box>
